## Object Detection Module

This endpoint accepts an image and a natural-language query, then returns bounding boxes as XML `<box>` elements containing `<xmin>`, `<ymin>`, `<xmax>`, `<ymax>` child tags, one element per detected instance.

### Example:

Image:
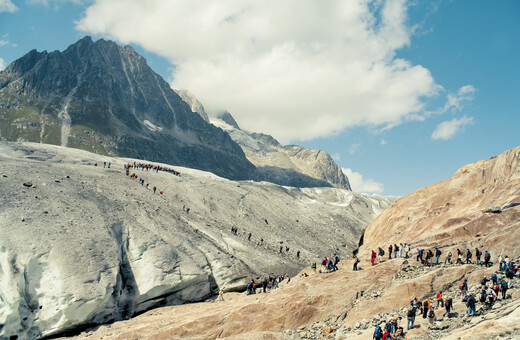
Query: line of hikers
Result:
<box><xmin>125</xmin><ymin>162</ymin><xmax>181</xmax><ymax>176</ymax></box>
<box><xmin>310</xmin><ymin>254</ymin><xmax>341</xmax><ymax>273</ymax></box>
<box><xmin>246</xmin><ymin>275</ymin><xmax>290</xmax><ymax>295</ymax></box>
<box><xmin>415</xmin><ymin>247</ymin><xmax>493</xmax><ymax>267</ymax></box>
<box><xmin>371</xmin><ymin>243</ymin><xmax>411</xmax><ymax>266</ymax></box>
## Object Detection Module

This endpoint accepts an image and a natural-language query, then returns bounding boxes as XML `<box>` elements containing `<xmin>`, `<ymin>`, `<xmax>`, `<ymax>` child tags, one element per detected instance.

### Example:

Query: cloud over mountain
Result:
<box><xmin>76</xmin><ymin>0</ymin><xmax>438</xmax><ymax>144</ymax></box>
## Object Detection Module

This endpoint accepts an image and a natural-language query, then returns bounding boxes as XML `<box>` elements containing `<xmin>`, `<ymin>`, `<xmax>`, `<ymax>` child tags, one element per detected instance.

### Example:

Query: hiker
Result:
<box><xmin>484</xmin><ymin>251</ymin><xmax>491</xmax><ymax>267</ymax></box>
<box><xmin>407</xmin><ymin>307</ymin><xmax>416</xmax><ymax>330</ymax></box>
<box><xmin>427</xmin><ymin>307</ymin><xmax>436</xmax><ymax>329</ymax></box>
<box><xmin>399</xmin><ymin>243</ymin><xmax>403</xmax><ymax>258</ymax></box>
<box><xmin>383</xmin><ymin>321</ymin><xmax>392</xmax><ymax>339</ymax></box>
<box><xmin>476</xmin><ymin>247</ymin><xmax>482</xmax><ymax>265</ymax></box>
<box><xmin>373</xmin><ymin>324</ymin><xmax>383</xmax><ymax>340</ymax></box>
<box><xmin>311</xmin><ymin>260</ymin><xmax>317</xmax><ymax>273</ymax></box>
<box><xmin>378</xmin><ymin>247</ymin><xmax>385</xmax><ymax>263</ymax></box>
<box><xmin>487</xmin><ymin>286</ymin><xmax>497</xmax><ymax>306</ymax></box>
<box><xmin>445</xmin><ymin>251</ymin><xmax>452</xmax><ymax>264</ymax></box>
<box><xmin>390</xmin><ymin>317</ymin><xmax>400</xmax><ymax>335</ymax></box>
<box><xmin>218</xmin><ymin>289</ymin><xmax>224</xmax><ymax>301</ymax></box>
<box><xmin>500</xmin><ymin>278</ymin><xmax>508</xmax><ymax>299</ymax></box>
<box><xmin>404</xmin><ymin>243</ymin><xmax>410</xmax><ymax>258</ymax></box>
<box><xmin>411</xmin><ymin>297</ymin><xmax>418</xmax><ymax>311</ymax></box>
<box><xmin>491</xmin><ymin>272</ymin><xmax>498</xmax><ymax>285</ymax></box>
<box><xmin>444</xmin><ymin>297</ymin><xmax>453</xmax><ymax>317</ymax></box>
<box><xmin>481</xmin><ymin>276</ymin><xmax>490</xmax><ymax>287</ymax></box>
<box><xmin>108</xmin><ymin>162</ymin><xmax>111</xmax><ymax>168</ymax></box>
<box><xmin>388</xmin><ymin>245</ymin><xmax>393</xmax><ymax>259</ymax></box>
<box><xmin>460</xmin><ymin>279</ymin><xmax>468</xmax><ymax>298</ymax></box>
<box><xmin>456</xmin><ymin>249</ymin><xmax>463</xmax><ymax>265</ymax></box>
<box><xmin>103</xmin><ymin>161</ymin><xmax>106</xmax><ymax>168</ymax></box>
<box><xmin>466</xmin><ymin>249</ymin><xmax>472</xmax><ymax>264</ymax></box>
<box><xmin>393</xmin><ymin>244</ymin><xmax>398</xmax><ymax>259</ymax></box>
<box><xmin>422</xmin><ymin>298</ymin><xmax>431</xmax><ymax>319</ymax></box>
<box><xmin>466</xmin><ymin>294</ymin><xmax>477</xmax><ymax>317</ymax></box>
<box><xmin>417</xmin><ymin>249</ymin><xmax>424</xmax><ymax>264</ymax></box>
<box><xmin>436</xmin><ymin>291</ymin><xmax>444</xmax><ymax>308</ymax></box>
<box><xmin>371</xmin><ymin>250</ymin><xmax>377</xmax><ymax>266</ymax></box>
<box><xmin>280</xmin><ymin>246</ymin><xmax>283</xmax><ymax>254</ymax></box>
<box><xmin>353</xmin><ymin>255</ymin><xmax>360</xmax><ymax>271</ymax></box>
<box><xmin>333</xmin><ymin>254</ymin><xmax>340</xmax><ymax>270</ymax></box>
<box><xmin>498</xmin><ymin>254</ymin><xmax>504</xmax><ymax>271</ymax></box>
<box><xmin>153</xmin><ymin>186</ymin><xmax>156</xmax><ymax>194</ymax></box>
<box><xmin>262</xmin><ymin>279</ymin><xmax>268</xmax><ymax>293</ymax></box>
<box><xmin>435</xmin><ymin>248</ymin><xmax>441</xmax><ymax>265</ymax></box>
<box><xmin>248</xmin><ymin>232</ymin><xmax>252</xmax><ymax>241</ymax></box>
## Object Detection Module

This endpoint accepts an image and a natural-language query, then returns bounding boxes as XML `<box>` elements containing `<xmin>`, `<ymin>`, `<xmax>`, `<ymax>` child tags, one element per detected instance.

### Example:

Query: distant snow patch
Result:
<box><xmin>143</xmin><ymin>120</ymin><xmax>163</xmax><ymax>132</ymax></box>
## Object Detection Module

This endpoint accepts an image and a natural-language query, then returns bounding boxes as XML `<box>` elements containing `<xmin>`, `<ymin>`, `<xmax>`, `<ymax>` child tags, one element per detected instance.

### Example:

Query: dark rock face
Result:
<box><xmin>0</xmin><ymin>36</ymin><xmax>256</xmax><ymax>180</ymax></box>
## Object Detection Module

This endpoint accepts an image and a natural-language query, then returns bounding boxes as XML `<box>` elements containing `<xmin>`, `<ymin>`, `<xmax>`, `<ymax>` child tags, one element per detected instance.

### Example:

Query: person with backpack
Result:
<box><xmin>373</xmin><ymin>324</ymin><xmax>383</xmax><ymax>340</ymax></box>
<box><xmin>378</xmin><ymin>247</ymin><xmax>385</xmax><ymax>263</ymax></box>
<box><xmin>466</xmin><ymin>249</ymin><xmax>472</xmax><ymax>264</ymax></box>
<box><xmin>481</xmin><ymin>276</ymin><xmax>490</xmax><ymax>287</ymax></box>
<box><xmin>384</xmin><ymin>321</ymin><xmax>392</xmax><ymax>336</ymax></box>
<box><xmin>427</xmin><ymin>307</ymin><xmax>436</xmax><ymax>329</ymax></box>
<box><xmin>479</xmin><ymin>287</ymin><xmax>487</xmax><ymax>303</ymax></box>
<box><xmin>371</xmin><ymin>250</ymin><xmax>377</xmax><ymax>266</ymax></box>
<box><xmin>353</xmin><ymin>255</ymin><xmax>360</xmax><ymax>271</ymax></box>
<box><xmin>500</xmin><ymin>278</ymin><xmax>508</xmax><ymax>299</ymax></box>
<box><xmin>388</xmin><ymin>245</ymin><xmax>393</xmax><ymax>260</ymax></box>
<box><xmin>445</xmin><ymin>251</ymin><xmax>452</xmax><ymax>264</ymax></box>
<box><xmin>333</xmin><ymin>254</ymin><xmax>340</xmax><ymax>270</ymax></box>
<box><xmin>435</xmin><ymin>248</ymin><xmax>442</xmax><ymax>265</ymax></box>
<box><xmin>484</xmin><ymin>250</ymin><xmax>491</xmax><ymax>267</ymax></box>
<box><xmin>491</xmin><ymin>272</ymin><xmax>498</xmax><ymax>285</ymax></box>
<box><xmin>311</xmin><ymin>260</ymin><xmax>317</xmax><ymax>273</ymax></box>
<box><xmin>460</xmin><ymin>279</ymin><xmax>468</xmax><ymax>298</ymax></box>
<box><xmin>422</xmin><ymin>298</ymin><xmax>431</xmax><ymax>319</ymax></box>
<box><xmin>476</xmin><ymin>248</ymin><xmax>482</xmax><ymax>265</ymax></box>
<box><xmin>487</xmin><ymin>286</ymin><xmax>497</xmax><ymax>306</ymax></box>
<box><xmin>394</xmin><ymin>244</ymin><xmax>398</xmax><ymax>259</ymax></box>
<box><xmin>436</xmin><ymin>292</ymin><xmax>444</xmax><ymax>308</ymax></box>
<box><xmin>382</xmin><ymin>328</ymin><xmax>392</xmax><ymax>340</ymax></box>
<box><xmin>444</xmin><ymin>297</ymin><xmax>453</xmax><ymax>317</ymax></box>
<box><xmin>407</xmin><ymin>307</ymin><xmax>416</xmax><ymax>330</ymax></box>
<box><xmin>466</xmin><ymin>294</ymin><xmax>477</xmax><ymax>317</ymax></box>
<box><xmin>399</xmin><ymin>243</ymin><xmax>403</xmax><ymax>258</ymax></box>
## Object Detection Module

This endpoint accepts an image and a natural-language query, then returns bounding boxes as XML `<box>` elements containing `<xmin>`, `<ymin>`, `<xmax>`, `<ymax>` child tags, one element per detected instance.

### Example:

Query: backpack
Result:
<box><xmin>459</xmin><ymin>282</ymin><xmax>464</xmax><ymax>290</ymax></box>
<box><xmin>311</xmin><ymin>261</ymin><xmax>316</xmax><ymax>269</ymax></box>
<box><xmin>501</xmin><ymin>280</ymin><xmax>508</xmax><ymax>289</ymax></box>
<box><xmin>374</xmin><ymin>325</ymin><xmax>383</xmax><ymax>338</ymax></box>
<box><xmin>485</xmin><ymin>253</ymin><xmax>491</xmax><ymax>260</ymax></box>
<box><xmin>407</xmin><ymin>309</ymin><xmax>414</xmax><ymax>318</ymax></box>
<box><xmin>428</xmin><ymin>310</ymin><xmax>435</xmax><ymax>318</ymax></box>
<box><xmin>491</xmin><ymin>273</ymin><xmax>497</xmax><ymax>281</ymax></box>
<box><xmin>480</xmin><ymin>278</ymin><xmax>486</xmax><ymax>285</ymax></box>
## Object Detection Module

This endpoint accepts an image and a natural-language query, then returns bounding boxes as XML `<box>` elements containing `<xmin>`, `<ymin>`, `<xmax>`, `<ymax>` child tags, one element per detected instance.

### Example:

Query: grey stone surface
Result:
<box><xmin>0</xmin><ymin>142</ymin><xmax>396</xmax><ymax>339</ymax></box>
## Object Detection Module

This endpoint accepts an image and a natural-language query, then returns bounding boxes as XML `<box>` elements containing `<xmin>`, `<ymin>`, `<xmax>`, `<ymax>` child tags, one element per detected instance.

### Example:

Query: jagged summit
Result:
<box><xmin>0</xmin><ymin>36</ymin><xmax>256</xmax><ymax>181</ymax></box>
<box><xmin>210</xmin><ymin>112</ymin><xmax>351</xmax><ymax>190</ymax></box>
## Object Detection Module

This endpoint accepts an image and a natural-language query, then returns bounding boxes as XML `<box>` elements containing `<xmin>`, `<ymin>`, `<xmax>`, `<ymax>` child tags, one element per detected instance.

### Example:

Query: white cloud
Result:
<box><xmin>0</xmin><ymin>40</ymin><xmax>9</xmax><ymax>46</ymax></box>
<box><xmin>380</xmin><ymin>139</ymin><xmax>387</xmax><ymax>145</ymax></box>
<box><xmin>0</xmin><ymin>58</ymin><xmax>6</xmax><ymax>71</ymax></box>
<box><xmin>343</xmin><ymin>168</ymin><xmax>384</xmax><ymax>194</ymax></box>
<box><xmin>76</xmin><ymin>0</ymin><xmax>438</xmax><ymax>144</ymax></box>
<box><xmin>349</xmin><ymin>143</ymin><xmax>361</xmax><ymax>155</ymax></box>
<box><xmin>431</xmin><ymin>116</ymin><xmax>474</xmax><ymax>141</ymax></box>
<box><xmin>441</xmin><ymin>85</ymin><xmax>475</xmax><ymax>114</ymax></box>
<box><xmin>0</xmin><ymin>0</ymin><xmax>17</xmax><ymax>13</ymax></box>
<box><xmin>331</xmin><ymin>153</ymin><xmax>341</xmax><ymax>162</ymax></box>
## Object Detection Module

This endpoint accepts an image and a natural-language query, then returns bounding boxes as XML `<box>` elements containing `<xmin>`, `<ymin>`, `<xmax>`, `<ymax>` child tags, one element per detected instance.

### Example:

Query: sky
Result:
<box><xmin>1</xmin><ymin>0</ymin><xmax>519</xmax><ymax>196</ymax></box>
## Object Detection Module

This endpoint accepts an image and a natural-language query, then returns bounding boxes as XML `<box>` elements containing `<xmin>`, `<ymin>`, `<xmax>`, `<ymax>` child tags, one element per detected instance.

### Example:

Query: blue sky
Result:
<box><xmin>1</xmin><ymin>0</ymin><xmax>518</xmax><ymax>196</ymax></box>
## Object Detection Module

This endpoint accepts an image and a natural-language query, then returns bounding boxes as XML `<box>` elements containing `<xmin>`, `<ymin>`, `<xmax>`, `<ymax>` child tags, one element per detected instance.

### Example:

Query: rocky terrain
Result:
<box><xmin>211</xmin><ymin>113</ymin><xmax>351</xmax><ymax>190</ymax></box>
<box><xmin>0</xmin><ymin>141</ymin><xmax>395</xmax><ymax>339</ymax></box>
<box><xmin>50</xmin><ymin>145</ymin><xmax>519</xmax><ymax>340</ymax></box>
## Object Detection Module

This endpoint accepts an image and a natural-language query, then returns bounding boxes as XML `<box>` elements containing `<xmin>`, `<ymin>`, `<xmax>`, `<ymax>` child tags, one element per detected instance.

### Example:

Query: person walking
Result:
<box><xmin>427</xmin><ymin>307</ymin><xmax>436</xmax><ymax>329</ymax></box>
<box><xmin>445</xmin><ymin>251</ymin><xmax>452</xmax><ymax>264</ymax></box>
<box><xmin>407</xmin><ymin>307</ymin><xmax>416</xmax><ymax>330</ymax></box>
<box><xmin>444</xmin><ymin>297</ymin><xmax>453</xmax><ymax>318</ymax></box>
<box><xmin>371</xmin><ymin>250</ymin><xmax>376</xmax><ymax>266</ymax></box>
<box><xmin>353</xmin><ymin>255</ymin><xmax>360</xmax><ymax>271</ymax></box>
<box><xmin>218</xmin><ymin>289</ymin><xmax>224</xmax><ymax>301</ymax></box>
<box><xmin>475</xmin><ymin>248</ymin><xmax>482</xmax><ymax>265</ymax></box>
<box><xmin>484</xmin><ymin>251</ymin><xmax>491</xmax><ymax>267</ymax></box>
<box><xmin>466</xmin><ymin>294</ymin><xmax>477</xmax><ymax>317</ymax></box>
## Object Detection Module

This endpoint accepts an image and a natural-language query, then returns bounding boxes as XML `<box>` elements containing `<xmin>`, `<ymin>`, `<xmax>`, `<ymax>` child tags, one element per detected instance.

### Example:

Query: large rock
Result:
<box><xmin>0</xmin><ymin>142</ymin><xmax>394</xmax><ymax>339</ymax></box>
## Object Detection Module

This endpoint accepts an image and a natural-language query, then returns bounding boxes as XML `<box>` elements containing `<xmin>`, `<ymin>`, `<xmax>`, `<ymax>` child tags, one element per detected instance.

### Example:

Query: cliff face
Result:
<box><xmin>210</xmin><ymin>115</ymin><xmax>352</xmax><ymax>190</ymax></box>
<box><xmin>361</xmin><ymin>146</ymin><xmax>520</xmax><ymax>257</ymax></box>
<box><xmin>0</xmin><ymin>37</ymin><xmax>256</xmax><ymax>181</ymax></box>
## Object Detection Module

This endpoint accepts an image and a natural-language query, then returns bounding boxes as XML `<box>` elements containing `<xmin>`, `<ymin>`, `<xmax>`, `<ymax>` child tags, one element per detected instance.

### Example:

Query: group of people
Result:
<box><xmin>371</xmin><ymin>243</ymin><xmax>411</xmax><ymax>266</ymax></box>
<box><xmin>246</xmin><ymin>275</ymin><xmax>290</xmax><ymax>295</ymax></box>
<box><xmin>123</xmin><ymin>162</ymin><xmax>182</xmax><ymax>196</ymax></box>
<box><xmin>373</xmin><ymin>256</ymin><xmax>518</xmax><ymax>339</ymax></box>
<box><xmin>310</xmin><ymin>254</ymin><xmax>341</xmax><ymax>273</ymax></box>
